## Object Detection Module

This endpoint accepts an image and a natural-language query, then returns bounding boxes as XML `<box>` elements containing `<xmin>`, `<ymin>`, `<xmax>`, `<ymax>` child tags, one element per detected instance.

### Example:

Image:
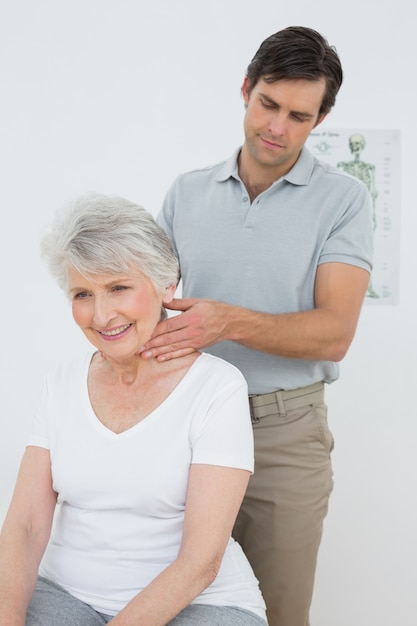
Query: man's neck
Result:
<box><xmin>238</xmin><ymin>146</ymin><xmax>295</xmax><ymax>202</ymax></box>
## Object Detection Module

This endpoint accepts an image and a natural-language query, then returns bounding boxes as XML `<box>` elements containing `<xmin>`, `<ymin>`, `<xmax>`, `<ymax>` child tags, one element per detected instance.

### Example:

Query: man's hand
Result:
<box><xmin>139</xmin><ymin>298</ymin><xmax>230</xmax><ymax>361</ymax></box>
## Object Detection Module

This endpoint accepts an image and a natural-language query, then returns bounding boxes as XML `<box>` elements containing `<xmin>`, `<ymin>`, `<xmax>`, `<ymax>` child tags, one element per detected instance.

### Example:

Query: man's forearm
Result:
<box><xmin>224</xmin><ymin>304</ymin><xmax>354</xmax><ymax>362</ymax></box>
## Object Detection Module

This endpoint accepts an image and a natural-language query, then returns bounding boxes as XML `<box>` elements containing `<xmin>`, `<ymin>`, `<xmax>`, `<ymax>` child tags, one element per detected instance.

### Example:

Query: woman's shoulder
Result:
<box><xmin>190</xmin><ymin>352</ymin><xmax>248</xmax><ymax>388</ymax></box>
<box><xmin>45</xmin><ymin>349</ymin><xmax>94</xmax><ymax>386</ymax></box>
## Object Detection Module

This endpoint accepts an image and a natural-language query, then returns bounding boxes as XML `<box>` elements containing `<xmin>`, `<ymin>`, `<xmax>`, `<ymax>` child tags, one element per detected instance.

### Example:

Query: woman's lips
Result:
<box><xmin>97</xmin><ymin>323</ymin><xmax>133</xmax><ymax>340</ymax></box>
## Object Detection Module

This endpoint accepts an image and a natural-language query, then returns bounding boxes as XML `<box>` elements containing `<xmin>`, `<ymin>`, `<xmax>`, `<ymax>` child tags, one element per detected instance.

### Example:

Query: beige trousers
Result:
<box><xmin>233</xmin><ymin>391</ymin><xmax>334</xmax><ymax>626</ymax></box>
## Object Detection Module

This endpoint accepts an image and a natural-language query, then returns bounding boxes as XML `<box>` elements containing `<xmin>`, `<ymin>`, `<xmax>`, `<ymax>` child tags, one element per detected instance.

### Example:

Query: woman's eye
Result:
<box><xmin>74</xmin><ymin>291</ymin><xmax>90</xmax><ymax>300</ymax></box>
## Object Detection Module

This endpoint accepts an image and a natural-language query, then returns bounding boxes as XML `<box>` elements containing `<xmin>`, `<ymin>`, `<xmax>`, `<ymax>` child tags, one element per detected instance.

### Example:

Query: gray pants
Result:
<box><xmin>26</xmin><ymin>577</ymin><xmax>266</xmax><ymax>626</ymax></box>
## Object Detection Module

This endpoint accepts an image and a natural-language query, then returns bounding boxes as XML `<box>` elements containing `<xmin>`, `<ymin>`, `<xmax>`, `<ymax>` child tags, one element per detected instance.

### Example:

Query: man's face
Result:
<box><xmin>241</xmin><ymin>76</ymin><xmax>327</xmax><ymax>178</ymax></box>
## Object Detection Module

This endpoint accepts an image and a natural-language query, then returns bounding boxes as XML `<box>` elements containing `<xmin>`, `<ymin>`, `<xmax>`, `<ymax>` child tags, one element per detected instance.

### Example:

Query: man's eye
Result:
<box><xmin>291</xmin><ymin>114</ymin><xmax>308</xmax><ymax>122</ymax></box>
<box><xmin>112</xmin><ymin>285</ymin><xmax>128</xmax><ymax>292</ymax></box>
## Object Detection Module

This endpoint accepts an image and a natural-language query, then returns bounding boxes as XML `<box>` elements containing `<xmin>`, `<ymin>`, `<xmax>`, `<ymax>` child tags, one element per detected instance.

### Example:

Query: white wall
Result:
<box><xmin>1</xmin><ymin>2</ymin><xmax>415</xmax><ymax>624</ymax></box>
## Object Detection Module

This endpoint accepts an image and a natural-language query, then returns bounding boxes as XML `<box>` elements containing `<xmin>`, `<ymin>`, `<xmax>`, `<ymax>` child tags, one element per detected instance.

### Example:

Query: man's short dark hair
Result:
<box><xmin>246</xmin><ymin>26</ymin><xmax>343</xmax><ymax>116</ymax></box>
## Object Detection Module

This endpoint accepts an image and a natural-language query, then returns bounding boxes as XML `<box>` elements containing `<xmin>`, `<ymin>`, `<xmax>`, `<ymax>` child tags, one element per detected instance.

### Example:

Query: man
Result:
<box><xmin>140</xmin><ymin>26</ymin><xmax>373</xmax><ymax>626</ymax></box>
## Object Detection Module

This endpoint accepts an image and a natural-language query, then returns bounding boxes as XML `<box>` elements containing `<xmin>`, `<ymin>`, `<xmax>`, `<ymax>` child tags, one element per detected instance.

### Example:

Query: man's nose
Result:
<box><xmin>268</xmin><ymin>112</ymin><xmax>287</xmax><ymax>136</ymax></box>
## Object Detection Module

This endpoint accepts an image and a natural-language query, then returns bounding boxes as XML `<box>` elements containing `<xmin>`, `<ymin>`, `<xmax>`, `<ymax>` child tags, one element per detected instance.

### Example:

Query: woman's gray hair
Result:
<box><xmin>40</xmin><ymin>192</ymin><xmax>179</xmax><ymax>295</ymax></box>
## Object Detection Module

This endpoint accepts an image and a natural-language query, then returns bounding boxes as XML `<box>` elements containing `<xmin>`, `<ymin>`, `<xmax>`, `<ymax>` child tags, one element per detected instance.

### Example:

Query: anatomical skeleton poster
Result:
<box><xmin>306</xmin><ymin>128</ymin><xmax>401</xmax><ymax>305</ymax></box>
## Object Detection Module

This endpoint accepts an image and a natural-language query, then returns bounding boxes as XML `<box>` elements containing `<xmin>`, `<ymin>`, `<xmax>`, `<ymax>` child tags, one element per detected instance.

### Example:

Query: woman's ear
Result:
<box><xmin>162</xmin><ymin>284</ymin><xmax>176</xmax><ymax>305</ymax></box>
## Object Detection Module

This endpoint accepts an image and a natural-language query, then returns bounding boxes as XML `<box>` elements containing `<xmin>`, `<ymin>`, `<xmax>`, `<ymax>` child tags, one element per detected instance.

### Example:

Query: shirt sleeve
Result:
<box><xmin>157</xmin><ymin>178</ymin><xmax>179</xmax><ymax>258</ymax></box>
<box><xmin>189</xmin><ymin>364</ymin><xmax>254</xmax><ymax>473</ymax></box>
<box><xmin>319</xmin><ymin>179</ymin><xmax>374</xmax><ymax>271</ymax></box>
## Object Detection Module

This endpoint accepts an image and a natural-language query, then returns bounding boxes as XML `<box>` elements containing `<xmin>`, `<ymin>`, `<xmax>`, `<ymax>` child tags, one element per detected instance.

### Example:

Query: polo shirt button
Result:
<box><xmin>243</xmin><ymin>197</ymin><xmax>248</xmax><ymax>202</ymax></box>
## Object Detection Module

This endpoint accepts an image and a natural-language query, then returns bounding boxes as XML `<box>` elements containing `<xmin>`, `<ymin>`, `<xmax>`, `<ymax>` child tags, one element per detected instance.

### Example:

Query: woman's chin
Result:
<box><xmin>99</xmin><ymin>346</ymin><xmax>142</xmax><ymax>365</ymax></box>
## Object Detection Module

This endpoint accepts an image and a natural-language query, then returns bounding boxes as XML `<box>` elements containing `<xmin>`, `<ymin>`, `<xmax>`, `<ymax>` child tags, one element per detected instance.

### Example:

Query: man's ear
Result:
<box><xmin>162</xmin><ymin>284</ymin><xmax>176</xmax><ymax>305</ymax></box>
<box><xmin>241</xmin><ymin>76</ymin><xmax>251</xmax><ymax>105</ymax></box>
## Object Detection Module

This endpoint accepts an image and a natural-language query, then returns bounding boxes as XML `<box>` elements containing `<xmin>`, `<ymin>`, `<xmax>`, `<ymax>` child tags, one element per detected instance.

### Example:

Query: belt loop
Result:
<box><xmin>274</xmin><ymin>391</ymin><xmax>287</xmax><ymax>417</ymax></box>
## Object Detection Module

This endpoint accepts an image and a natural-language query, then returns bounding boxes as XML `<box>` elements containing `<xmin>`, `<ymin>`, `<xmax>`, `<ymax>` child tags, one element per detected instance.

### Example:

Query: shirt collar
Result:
<box><xmin>216</xmin><ymin>146</ymin><xmax>315</xmax><ymax>186</ymax></box>
<box><xmin>283</xmin><ymin>147</ymin><xmax>315</xmax><ymax>186</ymax></box>
<box><xmin>216</xmin><ymin>148</ymin><xmax>241</xmax><ymax>182</ymax></box>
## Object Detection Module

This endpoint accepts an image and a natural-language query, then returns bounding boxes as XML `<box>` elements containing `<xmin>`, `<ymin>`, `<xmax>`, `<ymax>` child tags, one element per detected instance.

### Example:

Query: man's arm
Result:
<box><xmin>140</xmin><ymin>263</ymin><xmax>370</xmax><ymax>362</ymax></box>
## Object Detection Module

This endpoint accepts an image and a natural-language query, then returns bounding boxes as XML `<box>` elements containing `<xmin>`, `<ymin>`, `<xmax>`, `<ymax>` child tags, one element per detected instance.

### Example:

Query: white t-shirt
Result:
<box><xmin>29</xmin><ymin>351</ymin><xmax>265</xmax><ymax>618</ymax></box>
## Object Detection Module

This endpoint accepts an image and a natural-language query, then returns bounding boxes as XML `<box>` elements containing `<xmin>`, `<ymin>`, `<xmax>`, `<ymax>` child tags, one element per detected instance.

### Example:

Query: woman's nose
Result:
<box><xmin>92</xmin><ymin>295</ymin><xmax>115</xmax><ymax>327</ymax></box>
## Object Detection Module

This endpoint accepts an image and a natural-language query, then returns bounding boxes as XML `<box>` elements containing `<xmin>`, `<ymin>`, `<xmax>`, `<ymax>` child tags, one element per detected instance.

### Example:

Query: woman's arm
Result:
<box><xmin>109</xmin><ymin>464</ymin><xmax>250</xmax><ymax>626</ymax></box>
<box><xmin>0</xmin><ymin>447</ymin><xmax>57</xmax><ymax>626</ymax></box>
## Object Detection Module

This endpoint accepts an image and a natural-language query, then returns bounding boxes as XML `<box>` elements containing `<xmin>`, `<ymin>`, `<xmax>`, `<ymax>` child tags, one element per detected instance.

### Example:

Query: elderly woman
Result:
<box><xmin>0</xmin><ymin>193</ymin><xmax>266</xmax><ymax>626</ymax></box>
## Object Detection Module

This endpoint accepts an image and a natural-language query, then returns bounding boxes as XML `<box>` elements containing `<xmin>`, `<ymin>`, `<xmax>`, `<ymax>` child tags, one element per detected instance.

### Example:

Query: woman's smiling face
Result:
<box><xmin>68</xmin><ymin>267</ymin><xmax>174</xmax><ymax>360</ymax></box>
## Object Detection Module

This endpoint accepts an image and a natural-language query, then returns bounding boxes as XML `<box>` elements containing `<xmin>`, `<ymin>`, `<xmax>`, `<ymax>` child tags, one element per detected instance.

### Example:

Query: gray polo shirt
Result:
<box><xmin>158</xmin><ymin>147</ymin><xmax>373</xmax><ymax>394</ymax></box>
